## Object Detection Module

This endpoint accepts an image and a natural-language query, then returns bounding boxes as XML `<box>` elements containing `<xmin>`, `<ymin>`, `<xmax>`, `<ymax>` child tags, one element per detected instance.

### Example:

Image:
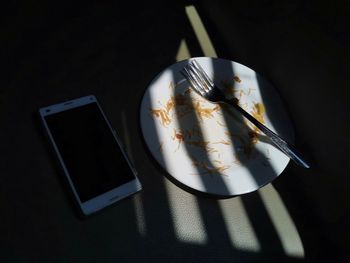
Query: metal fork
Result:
<box><xmin>181</xmin><ymin>59</ymin><xmax>310</xmax><ymax>168</ymax></box>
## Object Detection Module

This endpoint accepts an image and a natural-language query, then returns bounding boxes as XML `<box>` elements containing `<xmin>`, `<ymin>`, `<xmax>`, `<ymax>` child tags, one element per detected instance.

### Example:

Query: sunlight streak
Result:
<box><xmin>169</xmin><ymin>46</ymin><xmax>208</xmax><ymax>243</ymax></box>
<box><xmin>133</xmin><ymin>194</ymin><xmax>147</xmax><ymax>236</ymax></box>
<box><xmin>185</xmin><ymin>5</ymin><xmax>238</xmax><ymax>169</ymax></box>
<box><xmin>185</xmin><ymin>5</ymin><xmax>217</xmax><ymax>58</ymax></box>
<box><xmin>176</xmin><ymin>39</ymin><xmax>191</xmax><ymax>61</ymax></box>
<box><xmin>121</xmin><ymin>111</ymin><xmax>134</xmax><ymax>162</ymax></box>
<box><xmin>147</xmin><ymin>70</ymin><xmax>208</xmax><ymax>244</ymax></box>
<box><xmin>122</xmin><ymin>111</ymin><xmax>147</xmax><ymax>236</ymax></box>
<box><xmin>259</xmin><ymin>184</ymin><xmax>305</xmax><ymax>258</ymax></box>
<box><xmin>164</xmin><ymin>178</ymin><xmax>208</xmax><ymax>244</ymax></box>
<box><xmin>219</xmin><ymin>197</ymin><xmax>261</xmax><ymax>252</ymax></box>
<box><xmin>179</xmin><ymin>6</ymin><xmax>304</xmax><ymax>258</ymax></box>
<box><xmin>183</xmin><ymin>7</ymin><xmax>258</xmax><ymax>246</ymax></box>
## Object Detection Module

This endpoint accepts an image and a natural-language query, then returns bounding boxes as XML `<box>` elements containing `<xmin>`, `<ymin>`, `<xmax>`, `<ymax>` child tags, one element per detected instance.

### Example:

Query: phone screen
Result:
<box><xmin>44</xmin><ymin>103</ymin><xmax>135</xmax><ymax>202</ymax></box>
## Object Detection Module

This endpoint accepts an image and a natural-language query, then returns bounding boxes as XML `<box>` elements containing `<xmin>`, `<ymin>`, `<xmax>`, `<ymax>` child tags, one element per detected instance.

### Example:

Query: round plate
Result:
<box><xmin>140</xmin><ymin>57</ymin><xmax>293</xmax><ymax>196</ymax></box>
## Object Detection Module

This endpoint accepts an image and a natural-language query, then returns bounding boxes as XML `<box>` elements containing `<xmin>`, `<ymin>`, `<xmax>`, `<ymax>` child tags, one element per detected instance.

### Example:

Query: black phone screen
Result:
<box><xmin>45</xmin><ymin>103</ymin><xmax>135</xmax><ymax>202</ymax></box>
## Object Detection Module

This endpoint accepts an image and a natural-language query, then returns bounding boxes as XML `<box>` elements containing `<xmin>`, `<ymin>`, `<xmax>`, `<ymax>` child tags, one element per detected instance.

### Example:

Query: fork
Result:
<box><xmin>181</xmin><ymin>59</ymin><xmax>310</xmax><ymax>168</ymax></box>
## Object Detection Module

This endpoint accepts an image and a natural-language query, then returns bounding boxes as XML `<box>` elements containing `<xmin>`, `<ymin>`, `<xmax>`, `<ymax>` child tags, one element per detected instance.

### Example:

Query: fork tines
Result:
<box><xmin>181</xmin><ymin>59</ymin><xmax>213</xmax><ymax>96</ymax></box>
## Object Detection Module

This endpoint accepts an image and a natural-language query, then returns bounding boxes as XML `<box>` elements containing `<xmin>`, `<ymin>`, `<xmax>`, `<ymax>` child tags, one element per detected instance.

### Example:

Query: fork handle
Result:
<box><xmin>225</xmin><ymin>99</ymin><xmax>311</xmax><ymax>168</ymax></box>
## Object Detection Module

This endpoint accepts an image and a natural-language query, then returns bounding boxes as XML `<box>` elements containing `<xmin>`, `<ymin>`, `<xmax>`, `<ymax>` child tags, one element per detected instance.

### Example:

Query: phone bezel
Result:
<box><xmin>39</xmin><ymin>95</ymin><xmax>142</xmax><ymax>216</ymax></box>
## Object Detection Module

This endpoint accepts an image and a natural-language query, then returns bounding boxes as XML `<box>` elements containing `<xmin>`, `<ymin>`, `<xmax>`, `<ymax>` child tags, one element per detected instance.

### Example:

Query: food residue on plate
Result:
<box><xmin>150</xmin><ymin>108</ymin><xmax>171</xmax><ymax>127</ymax></box>
<box><xmin>151</xmin><ymin>86</ymin><xmax>221</xmax><ymax>125</ymax></box>
<box><xmin>213</xmin><ymin>139</ymin><xmax>231</xmax><ymax>145</ymax></box>
<box><xmin>190</xmin><ymin>156</ymin><xmax>230</xmax><ymax>176</ymax></box>
<box><xmin>233</xmin><ymin>76</ymin><xmax>242</xmax><ymax>83</ymax></box>
<box><xmin>149</xmin><ymin>77</ymin><xmax>267</xmax><ymax>176</ymax></box>
<box><xmin>193</xmin><ymin>102</ymin><xmax>220</xmax><ymax>121</ymax></box>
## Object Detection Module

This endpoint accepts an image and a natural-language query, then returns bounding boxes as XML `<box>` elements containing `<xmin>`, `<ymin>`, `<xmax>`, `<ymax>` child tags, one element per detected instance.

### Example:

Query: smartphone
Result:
<box><xmin>39</xmin><ymin>95</ymin><xmax>142</xmax><ymax>216</ymax></box>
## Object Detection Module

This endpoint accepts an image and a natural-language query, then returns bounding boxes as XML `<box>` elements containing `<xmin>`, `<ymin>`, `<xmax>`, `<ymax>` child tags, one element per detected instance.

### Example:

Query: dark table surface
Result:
<box><xmin>1</xmin><ymin>1</ymin><xmax>350</xmax><ymax>262</ymax></box>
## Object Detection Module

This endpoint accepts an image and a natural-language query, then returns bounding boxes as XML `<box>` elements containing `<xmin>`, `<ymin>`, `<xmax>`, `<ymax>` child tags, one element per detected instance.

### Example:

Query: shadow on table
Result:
<box><xmin>137</xmin><ymin>3</ymin><xmax>307</xmax><ymax>261</ymax></box>
<box><xmin>0</xmin><ymin>1</ymin><xmax>324</xmax><ymax>262</ymax></box>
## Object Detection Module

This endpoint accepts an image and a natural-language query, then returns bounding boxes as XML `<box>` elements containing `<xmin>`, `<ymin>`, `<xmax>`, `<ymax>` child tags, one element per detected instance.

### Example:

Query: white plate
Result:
<box><xmin>140</xmin><ymin>57</ymin><xmax>293</xmax><ymax>196</ymax></box>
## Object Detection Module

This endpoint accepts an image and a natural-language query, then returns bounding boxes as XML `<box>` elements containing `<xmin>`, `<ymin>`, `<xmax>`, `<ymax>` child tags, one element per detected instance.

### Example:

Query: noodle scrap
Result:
<box><xmin>233</xmin><ymin>76</ymin><xmax>242</xmax><ymax>83</ymax></box>
<box><xmin>190</xmin><ymin>156</ymin><xmax>230</xmax><ymax>176</ymax></box>
<box><xmin>149</xmin><ymin>81</ymin><xmax>268</xmax><ymax>174</ymax></box>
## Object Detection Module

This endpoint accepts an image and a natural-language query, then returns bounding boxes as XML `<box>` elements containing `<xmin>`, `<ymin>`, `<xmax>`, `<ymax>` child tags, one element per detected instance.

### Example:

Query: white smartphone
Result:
<box><xmin>39</xmin><ymin>95</ymin><xmax>142</xmax><ymax>216</ymax></box>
